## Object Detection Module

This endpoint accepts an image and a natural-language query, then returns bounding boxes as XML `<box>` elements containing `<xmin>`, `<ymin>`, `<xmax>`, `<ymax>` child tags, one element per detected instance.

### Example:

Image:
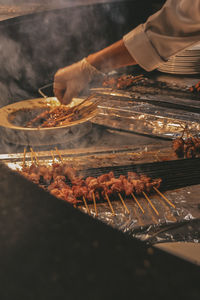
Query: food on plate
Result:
<box><xmin>26</xmin><ymin>100</ymin><xmax>97</xmax><ymax>128</ymax></box>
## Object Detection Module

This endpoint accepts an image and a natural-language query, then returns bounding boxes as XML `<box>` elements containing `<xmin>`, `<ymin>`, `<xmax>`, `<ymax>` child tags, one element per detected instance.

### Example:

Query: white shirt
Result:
<box><xmin>123</xmin><ymin>0</ymin><xmax>200</xmax><ymax>71</ymax></box>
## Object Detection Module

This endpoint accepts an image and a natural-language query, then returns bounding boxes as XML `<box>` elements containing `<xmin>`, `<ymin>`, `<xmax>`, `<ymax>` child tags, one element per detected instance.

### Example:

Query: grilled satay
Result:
<box><xmin>26</xmin><ymin>100</ymin><xmax>96</xmax><ymax>128</ymax></box>
<box><xmin>26</xmin><ymin>106</ymin><xmax>75</xmax><ymax>128</ymax></box>
<box><xmin>189</xmin><ymin>80</ymin><xmax>200</xmax><ymax>93</ymax></box>
<box><xmin>21</xmin><ymin>163</ymin><xmax>41</xmax><ymax>184</ymax></box>
<box><xmin>127</xmin><ymin>172</ymin><xmax>145</xmax><ymax>194</ymax></box>
<box><xmin>19</xmin><ymin>163</ymin><xmax>162</xmax><ymax>205</ymax></box>
<box><xmin>85</xmin><ymin>177</ymin><xmax>101</xmax><ymax>201</ymax></box>
<box><xmin>48</xmin><ymin>178</ymin><xmax>77</xmax><ymax>204</ymax></box>
<box><xmin>184</xmin><ymin>138</ymin><xmax>196</xmax><ymax>159</ymax></box>
<box><xmin>102</xmin><ymin>74</ymin><xmax>144</xmax><ymax>90</ymax></box>
<box><xmin>128</xmin><ymin>172</ymin><xmax>162</xmax><ymax>195</ymax></box>
<box><xmin>172</xmin><ymin>137</ymin><xmax>185</xmax><ymax>158</ymax></box>
<box><xmin>172</xmin><ymin>136</ymin><xmax>200</xmax><ymax>158</ymax></box>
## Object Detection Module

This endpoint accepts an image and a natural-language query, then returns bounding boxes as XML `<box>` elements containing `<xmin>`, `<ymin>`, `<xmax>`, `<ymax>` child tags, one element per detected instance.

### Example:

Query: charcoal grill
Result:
<box><xmin>3</xmin><ymin>145</ymin><xmax>200</xmax><ymax>244</ymax></box>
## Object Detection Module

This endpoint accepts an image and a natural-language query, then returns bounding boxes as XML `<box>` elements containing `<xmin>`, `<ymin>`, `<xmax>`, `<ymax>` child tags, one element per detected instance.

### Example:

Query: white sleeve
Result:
<box><xmin>123</xmin><ymin>0</ymin><xmax>200</xmax><ymax>71</ymax></box>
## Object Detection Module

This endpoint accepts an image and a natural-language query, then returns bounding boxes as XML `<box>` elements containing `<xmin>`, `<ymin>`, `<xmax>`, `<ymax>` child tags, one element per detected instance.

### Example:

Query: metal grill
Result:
<box><xmin>81</xmin><ymin>158</ymin><xmax>200</xmax><ymax>191</ymax></box>
<box><xmin>3</xmin><ymin>147</ymin><xmax>200</xmax><ymax>241</ymax></box>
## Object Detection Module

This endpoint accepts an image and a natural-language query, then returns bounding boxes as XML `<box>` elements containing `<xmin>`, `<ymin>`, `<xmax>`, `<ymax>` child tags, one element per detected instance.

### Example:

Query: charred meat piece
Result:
<box><xmin>102</xmin><ymin>77</ymin><xmax>117</xmax><ymax>88</ymax></box>
<box><xmin>102</xmin><ymin>74</ymin><xmax>144</xmax><ymax>90</ymax></box>
<box><xmin>189</xmin><ymin>80</ymin><xmax>200</xmax><ymax>93</ymax></box>
<box><xmin>192</xmin><ymin>137</ymin><xmax>200</xmax><ymax>154</ymax></box>
<box><xmin>62</xmin><ymin>165</ymin><xmax>80</xmax><ymax>183</ymax></box>
<box><xmin>48</xmin><ymin>179</ymin><xmax>77</xmax><ymax>204</ymax></box>
<box><xmin>97</xmin><ymin>171</ymin><xmax>114</xmax><ymax>183</ymax></box>
<box><xmin>120</xmin><ymin>176</ymin><xmax>133</xmax><ymax>196</ymax></box>
<box><xmin>85</xmin><ymin>177</ymin><xmax>99</xmax><ymax>190</ymax></box>
<box><xmin>172</xmin><ymin>138</ymin><xmax>184</xmax><ymax>158</ymax></box>
<box><xmin>173</xmin><ymin>136</ymin><xmax>200</xmax><ymax>159</ymax></box>
<box><xmin>19</xmin><ymin>163</ymin><xmax>162</xmax><ymax>205</ymax></box>
<box><xmin>85</xmin><ymin>177</ymin><xmax>101</xmax><ymax>201</ymax></box>
<box><xmin>127</xmin><ymin>172</ymin><xmax>140</xmax><ymax>181</ymax></box>
<box><xmin>72</xmin><ymin>185</ymin><xmax>88</xmax><ymax>199</ymax></box>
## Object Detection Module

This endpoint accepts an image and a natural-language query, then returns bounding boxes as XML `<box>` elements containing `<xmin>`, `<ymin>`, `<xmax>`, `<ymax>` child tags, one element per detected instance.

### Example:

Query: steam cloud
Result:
<box><xmin>0</xmin><ymin>0</ymin><xmax>133</xmax><ymax>154</ymax></box>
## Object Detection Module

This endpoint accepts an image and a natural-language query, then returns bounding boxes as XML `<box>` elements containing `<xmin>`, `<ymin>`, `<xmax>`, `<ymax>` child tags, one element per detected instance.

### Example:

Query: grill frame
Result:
<box><xmin>3</xmin><ymin>146</ymin><xmax>200</xmax><ymax>244</ymax></box>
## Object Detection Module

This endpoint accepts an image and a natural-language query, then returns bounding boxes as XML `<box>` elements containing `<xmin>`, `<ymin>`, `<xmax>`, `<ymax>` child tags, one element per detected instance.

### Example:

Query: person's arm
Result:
<box><xmin>54</xmin><ymin>0</ymin><xmax>200</xmax><ymax>104</ymax></box>
<box><xmin>53</xmin><ymin>40</ymin><xmax>136</xmax><ymax>105</ymax></box>
<box><xmin>87</xmin><ymin>39</ymin><xmax>136</xmax><ymax>72</ymax></box>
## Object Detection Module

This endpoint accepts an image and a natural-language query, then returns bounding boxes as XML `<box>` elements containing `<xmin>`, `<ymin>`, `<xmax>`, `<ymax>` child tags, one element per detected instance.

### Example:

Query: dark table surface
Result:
<box><xmin>0</xmin><ymin>163</ymin><xmax>199</xmax><ymax>300</ymax></box>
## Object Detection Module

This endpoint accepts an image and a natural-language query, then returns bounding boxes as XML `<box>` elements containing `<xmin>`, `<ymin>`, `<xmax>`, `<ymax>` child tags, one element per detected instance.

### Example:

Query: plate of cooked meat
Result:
<box><xmin>0</xmin><ymin>96</ymin><xmax>98</xmax><ymax>146</ymax></box>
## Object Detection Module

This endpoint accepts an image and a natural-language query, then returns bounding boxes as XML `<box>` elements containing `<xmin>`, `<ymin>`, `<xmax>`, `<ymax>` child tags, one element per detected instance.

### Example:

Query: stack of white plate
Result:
<box><xmin>157</xmin><ymin>43</ymin><xmax>200</xmax><ymax>74</ymax></box>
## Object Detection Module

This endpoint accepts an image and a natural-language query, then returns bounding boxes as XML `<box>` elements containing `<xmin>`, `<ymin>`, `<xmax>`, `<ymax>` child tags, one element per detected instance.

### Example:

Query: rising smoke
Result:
<box><xmin>0</xmin><ymin>0</ymin><xmax>155</xmax><ymax>153</ymax></box>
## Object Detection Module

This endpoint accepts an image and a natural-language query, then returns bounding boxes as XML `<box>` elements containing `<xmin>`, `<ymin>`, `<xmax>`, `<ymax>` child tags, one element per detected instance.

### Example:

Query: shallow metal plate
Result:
<box><xmin>0</xmin><ymin>97</ymin><xmax>96</xmax><ymax>146</ymax></box>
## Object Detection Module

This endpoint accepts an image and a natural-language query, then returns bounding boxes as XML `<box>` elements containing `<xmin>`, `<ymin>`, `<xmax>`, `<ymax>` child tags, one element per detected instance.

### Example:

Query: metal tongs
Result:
<box><xmin>38</xmin><ymin>82</ymin><xmax>54</xmax><ymax>98</ymax></box>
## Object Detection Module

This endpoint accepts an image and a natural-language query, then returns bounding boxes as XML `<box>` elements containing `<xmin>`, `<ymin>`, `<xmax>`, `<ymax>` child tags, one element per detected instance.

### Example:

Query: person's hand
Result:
<box><xmin>53</xmin><ymin>58</ymin><xmax>104</xmax><ymax>105</ymax></box>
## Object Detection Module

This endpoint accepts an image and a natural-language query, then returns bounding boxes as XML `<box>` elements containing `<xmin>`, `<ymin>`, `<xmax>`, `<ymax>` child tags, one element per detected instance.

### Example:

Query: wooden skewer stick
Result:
<box><xmin>54</xmin><ymin>112</ymin><xmax>74</xmax><ymax>123</ymax></box>
<box><xmin>82</xmin><ymin>196</ymin><xmax>90</xmax><ymax>215</ymax></box>
<box><xmin>51</xmin><ymin>150</ymin><xmax>55</xmax><ymax>164</ymax></box>
<box><xmin>132</xmin><ymin>75</ymin><xmax>144</xmax><ymax>83</ymax></box>
<box><xmin>118</xmin><ymin>193</ymin><xmax>130</xmax><ymax>214</ymax></box>
<box><xmin>105</xmin><ymin>192</ymin><xmax>115</xmax><ymax>216</ymax></box>
<box><xmin>60</xmin><ymin>102</ymin><xmax>99</xmax><ymax>126</ymax></box>
<box><xmin>34</xmin><ymin>152</ymin><xmax>40</xmax><ymax>166</ymax></box>
<box><xmin>133</xmin><ymin>74</ymin><xmax>144</xmax><ymax>79</ymax></box>
<box><xmin>55</xmin><ymin>147</ymin><xmax>64</xmax><ymax>164</ymax></box>
<box><xmin>153</xmin><ymin>187</ymin><xmax>176</xmax><ymax>209</ymax></box>
<box><xmin>30</xmin><ymin>147</ymin><xmax>39</xmax><ymax>165</ymax></box>
<box><xmin>142</xmin><ymin>191</ymin><xmax>159</xmax><ymax>216</ymax></box>
<box><xmin>73</xmin><ymin>93</ymin><xmax>98</xmax><ymax>113</ymax></box>
<box><xmin>45</xmin><ymin>95</ymin><xmax>99</xmax><ymax>126</ymax></box>
<box><xmin>23</xmin><ymin>148</ymin><xmax>26</xmax><ymax>169</ymax></box>
<box><xmin>131</xmin><ymin>193</ymin><xmax>144</xmax><ymax>214</ymax></box>
<box><xmin>92</xmin><ymin>191</ymin><xmax>98</xmax><ymax>216</ymax></box>
<box><xmin>30</xmin><ymin>149</ymin><xmax>34</xmax><ymax>165</ymax></box>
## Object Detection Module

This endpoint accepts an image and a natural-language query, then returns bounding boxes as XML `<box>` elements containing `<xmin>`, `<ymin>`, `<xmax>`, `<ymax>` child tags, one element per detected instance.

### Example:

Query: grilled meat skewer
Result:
<box><xmin>172</xmin><ymin>136</ymin><xmax>200</xmax><ymax>158</ymax></box>
<box><xmin>19</xmin><ymin>163</ymin><xmax>162</xmax><ymax>205</ymax></box>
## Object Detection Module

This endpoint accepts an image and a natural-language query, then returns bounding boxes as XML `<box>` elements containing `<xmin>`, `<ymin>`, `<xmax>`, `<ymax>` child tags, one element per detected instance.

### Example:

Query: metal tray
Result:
<box><xmin>0</xmin><ymin>97</ymin><xmax>96</xmax><ymax>146</ymax></box>
<box><xmin>91</xmin><ymin>88</ymin><xmax>200</xmax><ymax>139</ymax></box>
<box><xmin>2</xmin><ymin>146</ymin><xmax>200</xmax><ymax>244</ymax></box>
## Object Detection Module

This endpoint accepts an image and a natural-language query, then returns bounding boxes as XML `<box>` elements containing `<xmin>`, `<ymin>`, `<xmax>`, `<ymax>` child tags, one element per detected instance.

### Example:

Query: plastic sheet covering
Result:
<box><xmin>3</xmin><ymin>146</ymin><xmax>200</xmax><ymax>245</ymax></box>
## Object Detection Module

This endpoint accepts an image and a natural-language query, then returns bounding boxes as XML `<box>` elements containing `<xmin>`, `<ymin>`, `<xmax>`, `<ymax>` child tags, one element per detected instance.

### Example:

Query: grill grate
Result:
<box><xmin>81</xmin><ymin>158</ymin><xmax>200</xmax><ymax>192</ymax></box>
<box><xmin>5</xmin><ymin>148</ymin><xmax>200</xmax><ymax>243</ymax></box>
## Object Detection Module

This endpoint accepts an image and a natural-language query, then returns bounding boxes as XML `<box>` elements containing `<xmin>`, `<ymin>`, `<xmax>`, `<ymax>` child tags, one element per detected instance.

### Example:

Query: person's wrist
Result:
<box><xmin>86</xmin><ymin>54</ymin><xmax>106</xmax><ymax>72</ymax></box>
<box><xmin>82</xmin><ymin>57</ymin><xmax>105</xmax><ymax>79</ymax></box>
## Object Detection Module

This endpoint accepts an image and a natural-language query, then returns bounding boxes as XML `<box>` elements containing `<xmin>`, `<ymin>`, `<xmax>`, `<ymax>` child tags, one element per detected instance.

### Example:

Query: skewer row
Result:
<box><xmin>21</xmin><ymin>148</ymin><xmax>175</xmax><ymax>218</ymax></box>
